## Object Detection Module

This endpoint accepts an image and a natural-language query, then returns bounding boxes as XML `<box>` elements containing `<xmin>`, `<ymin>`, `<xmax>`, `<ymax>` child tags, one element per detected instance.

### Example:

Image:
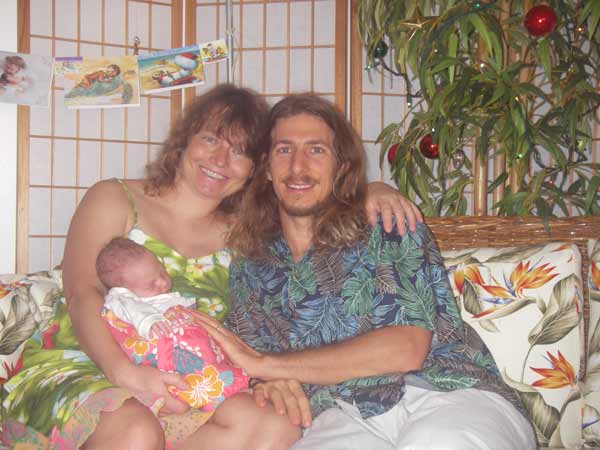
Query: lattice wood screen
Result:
<box><xmin>186</xmin><ymin>0</ymin><xmax>346</xmax><ymax>108</ymax></box>
<box><xmin>17</xmin><ymin>0</ymin><xmax>183</xmax><ymax>272</ymax></box>
<box><xmin>17</xmin><ymin>0</ymin><xmax>347</xmax><ymax>272</ymax></box>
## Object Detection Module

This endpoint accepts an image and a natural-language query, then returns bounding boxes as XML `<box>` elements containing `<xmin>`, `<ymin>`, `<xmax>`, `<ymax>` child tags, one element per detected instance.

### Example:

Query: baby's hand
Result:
<box><xmin>149</xmin><ymin>320</ymin><xmax>172</xmax><ymax>339</ymax></box>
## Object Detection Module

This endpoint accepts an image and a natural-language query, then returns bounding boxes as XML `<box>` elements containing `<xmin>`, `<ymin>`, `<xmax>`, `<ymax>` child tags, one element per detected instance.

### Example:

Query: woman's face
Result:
<box><xmin>179</xmin><ymin>126</ymin><xmax>253</xmax><ymax>203</ymax></box>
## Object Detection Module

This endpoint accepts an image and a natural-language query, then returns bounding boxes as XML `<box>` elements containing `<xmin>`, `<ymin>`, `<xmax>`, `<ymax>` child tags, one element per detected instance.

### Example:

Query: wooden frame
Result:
<box><xmin>16</xmin><ymin>0</ymin><xmax>184</xmax><ymax>272</ymax></box>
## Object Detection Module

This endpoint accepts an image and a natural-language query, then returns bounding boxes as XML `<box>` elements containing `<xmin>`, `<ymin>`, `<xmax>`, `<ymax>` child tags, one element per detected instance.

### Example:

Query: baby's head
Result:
<box><xmin>96</xmin><ymin>237</ymin><xmax>172</xmax><ymax>297</ymax></box>
<box><xmin>4</xmin><ymin>55</ymin><xmax>25</xmax><ymax>75</ymax></box>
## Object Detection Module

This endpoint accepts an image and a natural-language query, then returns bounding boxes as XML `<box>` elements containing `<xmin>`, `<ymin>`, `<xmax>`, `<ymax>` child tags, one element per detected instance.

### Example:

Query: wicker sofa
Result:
<box><xmin>0</xmin><ymin>215</ymin><xmax>599</xmax><ymax>449</ymax></box>
<box><xmin>429</xmin><ymin>216</ymin><xmax>600</xmax><ymax>450</ymax></box>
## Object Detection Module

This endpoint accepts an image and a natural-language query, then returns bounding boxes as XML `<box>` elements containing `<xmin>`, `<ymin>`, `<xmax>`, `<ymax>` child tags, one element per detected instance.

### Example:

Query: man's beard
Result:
<box><xmin>277</xmin><ymin>175</ymin><xmax>331</xmax><ymax>218</ymax></box>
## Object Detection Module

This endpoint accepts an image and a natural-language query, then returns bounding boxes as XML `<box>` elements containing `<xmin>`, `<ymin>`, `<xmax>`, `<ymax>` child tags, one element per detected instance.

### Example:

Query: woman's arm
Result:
<box><xmin>366</xmin><ymin>181</ymin><xmax>423</xmax><ymax>235</ymax></box>
<box><xmin>62</xmin><ymin>180</ymin><xmax>188</xmax><ymax>412</ymax></box>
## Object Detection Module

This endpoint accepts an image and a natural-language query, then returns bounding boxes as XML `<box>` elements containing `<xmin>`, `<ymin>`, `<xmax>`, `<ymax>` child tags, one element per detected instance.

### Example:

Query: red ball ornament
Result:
<box><xmin>387</xmin><ymin>143</ymin><xmax>399</xmax><ymax>164</ymax></box>
<box><xmin>419</xmin><ymin>134</ymin><xmax>439</xmax><ymax>159</ymax></box>
<box><xmin>524</xmin><ymin>5</ymin><xmax>557</xmax><ymax>37</ymax></box>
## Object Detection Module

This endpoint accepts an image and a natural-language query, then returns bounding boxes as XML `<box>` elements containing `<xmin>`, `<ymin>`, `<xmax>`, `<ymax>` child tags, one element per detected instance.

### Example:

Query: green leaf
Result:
<box><xmin>538</xmin><ymin>38</ymin><xmax>552</xmax><ymax>81</ymax></box>
<box><xmin>585</xmin><ymin>176</ymin><xmax>600</xmax><ymax>213</ymax></box>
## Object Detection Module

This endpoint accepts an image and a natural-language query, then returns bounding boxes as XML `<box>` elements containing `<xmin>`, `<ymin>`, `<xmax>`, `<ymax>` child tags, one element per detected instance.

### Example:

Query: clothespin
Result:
<box><xmin>133</xmin><ymin>36</ymin><xmax>141</xmax><ymax>56</ymax></box>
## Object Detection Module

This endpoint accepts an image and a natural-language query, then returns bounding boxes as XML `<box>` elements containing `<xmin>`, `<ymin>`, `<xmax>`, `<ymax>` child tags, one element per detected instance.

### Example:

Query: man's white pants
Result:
<box><xmin>291</xmin><ymin>386</ymin><xmax>536</xmax><ymax>450</ymax></box>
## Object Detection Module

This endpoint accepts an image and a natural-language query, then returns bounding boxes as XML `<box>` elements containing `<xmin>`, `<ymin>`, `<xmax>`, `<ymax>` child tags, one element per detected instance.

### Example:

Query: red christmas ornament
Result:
<box><xmin>419</xmin><ymin>134</ymin><xmax>439</xmax><ymax>159</ymax></box>
<box><xmin>387</xmin><ymin>143</ymin><xmax>399</xmax><ymax>164</ymax></box>
<box><xmin>524</xmin><ymin>5</ymin><xmax>557</xmax><ymax>37</ymax></box>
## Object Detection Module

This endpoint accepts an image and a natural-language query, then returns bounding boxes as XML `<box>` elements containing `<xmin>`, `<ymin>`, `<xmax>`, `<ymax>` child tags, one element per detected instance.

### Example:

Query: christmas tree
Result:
<box><xmin>357</xmin><ymin>0</ymin><xmax>600</xmax><ymax>218</ymax></box>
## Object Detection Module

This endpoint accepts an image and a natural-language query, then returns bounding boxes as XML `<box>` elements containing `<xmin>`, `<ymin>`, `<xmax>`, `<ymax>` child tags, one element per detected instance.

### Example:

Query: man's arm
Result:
<box><xmin>191</xmin><ymin>315</ymin><xmax>431</xmax><ymax>385</ymax></box>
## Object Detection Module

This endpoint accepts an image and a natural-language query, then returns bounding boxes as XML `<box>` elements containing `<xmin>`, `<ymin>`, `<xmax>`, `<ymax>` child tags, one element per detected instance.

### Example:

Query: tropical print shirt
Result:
<box><xmin>228</xmin><ymin>222</ymin><xmax>525</xmax><ymax>419</ymax></box>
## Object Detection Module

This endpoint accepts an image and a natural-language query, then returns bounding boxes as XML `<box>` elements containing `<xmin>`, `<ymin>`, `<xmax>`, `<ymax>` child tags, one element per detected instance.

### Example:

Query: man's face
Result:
<box><xmin>268</xmin><ymin>113</ymin><xmax>338</xmax><ymax>219</ymax></box>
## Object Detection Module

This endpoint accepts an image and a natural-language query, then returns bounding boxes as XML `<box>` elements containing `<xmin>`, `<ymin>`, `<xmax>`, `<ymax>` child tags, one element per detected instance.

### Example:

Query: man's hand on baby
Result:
<box><xmin>149</xmin><ymin>320</ymin><xmax>173</xmax><ymax>339</ymax></box>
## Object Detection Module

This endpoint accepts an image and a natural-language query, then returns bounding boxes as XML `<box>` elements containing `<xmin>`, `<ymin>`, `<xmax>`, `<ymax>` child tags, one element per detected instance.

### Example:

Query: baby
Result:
<box><xmin>96</xmin><ymin>237</ymin><xmax>249</xmax><ymax>410</ymax></box>
<box><xmin>0</xmin><ymin>55</ymin><xmax>29</xmax><ymax>94</ymax></box>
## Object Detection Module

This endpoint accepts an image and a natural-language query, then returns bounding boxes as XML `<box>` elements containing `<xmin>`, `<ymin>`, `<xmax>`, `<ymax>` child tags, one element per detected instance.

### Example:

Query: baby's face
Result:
<box><xmin>122</xmin><ymin>252</ymin><xmax>172</xmax><ymax>297</ymax></box>
<box><xmin>5</xmin><ymin>63</ymin><xmax>21</xmax><ymax>75</ymax></box>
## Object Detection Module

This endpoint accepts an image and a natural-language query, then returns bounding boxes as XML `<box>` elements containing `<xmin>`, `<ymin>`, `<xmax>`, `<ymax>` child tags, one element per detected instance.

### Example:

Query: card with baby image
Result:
<box><xmin>199</xmin><ymin>39</ymin><xmax>228</xmax><ymax>64</ymax></box>
<box><xmin>59</xmin><ymin>55</ymin><xmax>141</xmax><ymax>109</ymax></box>
<box><xmin>138</xmin><ymin>45</ymin><xmax>205</xmax><ymax>94</ymax></box>
<box><xmin>0</xmin><ymin>51</ymin><xmax>53</xmax><ymax>107</ymax></box>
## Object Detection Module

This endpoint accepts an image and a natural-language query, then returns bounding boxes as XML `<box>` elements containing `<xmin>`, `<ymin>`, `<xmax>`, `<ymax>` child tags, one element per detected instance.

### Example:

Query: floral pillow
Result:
<box><xmin>0</xmin><ymin>271</ymin><xmax>63</xmax><ymax>385</ymax></box>
<box><xmin>442</xmin><ymin>243</ymin><xmax>584</xmax><ymax>450</ymax></box>
<box><xmin>584</xmin><ymin>239</ymin><xmax>600</xmax><ymax>447</ymax></box>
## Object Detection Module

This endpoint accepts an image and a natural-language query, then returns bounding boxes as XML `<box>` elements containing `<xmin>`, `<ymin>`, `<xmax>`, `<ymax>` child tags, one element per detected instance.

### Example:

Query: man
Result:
<box><xmin>198</xmin><ymin>94</ymin><xmax>536</xmax><ymax>450</ymax></box>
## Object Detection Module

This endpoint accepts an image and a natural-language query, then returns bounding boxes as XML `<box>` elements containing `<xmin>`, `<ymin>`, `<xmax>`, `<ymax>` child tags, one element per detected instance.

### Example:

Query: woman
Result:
<box><xmin>2</xmin><ymin>85</ymin><xmax>421</xmax><ymax>450</ymax></box>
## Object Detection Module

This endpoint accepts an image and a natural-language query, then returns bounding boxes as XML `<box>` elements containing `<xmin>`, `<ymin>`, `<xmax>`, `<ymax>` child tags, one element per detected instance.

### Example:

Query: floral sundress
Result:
<box><xmin>2</xmin><ymin>182</ymin><xmax>232</xmax><ymax>450</ymax></box>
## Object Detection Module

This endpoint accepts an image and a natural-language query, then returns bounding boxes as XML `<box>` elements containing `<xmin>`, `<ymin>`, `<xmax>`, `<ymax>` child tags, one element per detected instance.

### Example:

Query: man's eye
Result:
<box><xmin>276</xmin><ymin>146</ymin><xmax>290</xmax><ymax>154</ymax></box>
<box><xmin>311</xmin><ymin>146</ymin><xmax>325</xmax><ymax>154</ymax></box>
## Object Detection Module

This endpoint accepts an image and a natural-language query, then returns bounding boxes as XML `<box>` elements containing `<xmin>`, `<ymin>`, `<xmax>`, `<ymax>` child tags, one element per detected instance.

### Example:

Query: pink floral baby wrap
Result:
<box><xmin>102</xmin><ymin>304</ymin><xmax>249</xmax><ymax>410</ymax></box>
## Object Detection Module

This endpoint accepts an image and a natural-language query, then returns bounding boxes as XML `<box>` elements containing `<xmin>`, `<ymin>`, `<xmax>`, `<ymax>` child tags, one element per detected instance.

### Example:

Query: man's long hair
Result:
<box><xmin>144</xmin><ymin>84</ymin><xmax>268</xmax><ymax>213</ymax></box>
<box><xmin>228</xmin><ymin>93</ymin><xmax>369</xmax><ymax>258</ymax></box>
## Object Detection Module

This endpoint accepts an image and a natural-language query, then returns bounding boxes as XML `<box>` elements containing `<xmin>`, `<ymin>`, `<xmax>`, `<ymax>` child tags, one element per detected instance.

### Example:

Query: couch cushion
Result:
<box><xmin>584</xmin><ymin>239</ymin><xmax>600</xmax><ymax>448</ymax></box>
<box><xmin>442</xmin><ymin>243</ymin><xmax>584</xmax><ymax>450</ymax></box>
<box><xmin>0</xmin><ymin>271</ymin><xmax>63</xmax><ymax>384</ymax></box>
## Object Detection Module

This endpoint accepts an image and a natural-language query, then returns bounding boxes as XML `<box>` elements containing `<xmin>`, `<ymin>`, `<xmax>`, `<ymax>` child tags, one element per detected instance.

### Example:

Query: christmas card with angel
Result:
<box><xmin>0</xmin><ymin>51</ymin><xmax>53</xmax><ymax>107</ymax></box>
<box><xmin>57</xmin><ymin>55</ymin><xmax>140</xmax><ymax>109</ymax></box>
<box><xmin>199</xmin><ymin>39</ymin><xmax>228</xmax><ymax>64</ymax></box>
<box><xmin>138</xmin><ymin>45</ymin><xmax>205</xmax><ymax>94</ymax></box>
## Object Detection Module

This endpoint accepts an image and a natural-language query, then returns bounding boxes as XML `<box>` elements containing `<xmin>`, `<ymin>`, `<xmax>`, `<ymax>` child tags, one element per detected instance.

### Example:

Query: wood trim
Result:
<box><xmin>349</xmin><ymin>0</ymin><xmax>362</xmax><ymax>132</ymax></box>
<box><xmin>172</xmin><ymin>0</ymin><xmax>185</xmax><ymax>112</ymax></box>
<box><xmin>334</xmin><ymin>0</ymin><xmax>347</xmax><ymax>112</ymax></box>
<box><xmin>16</xmin><ymin>0</ymin><xmax>30</xmax><ymax>273</ymax></box>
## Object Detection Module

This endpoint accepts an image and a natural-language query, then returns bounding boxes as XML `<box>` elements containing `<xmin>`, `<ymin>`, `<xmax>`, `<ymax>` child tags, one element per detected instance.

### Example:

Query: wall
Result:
<box><xmin>0</xmin><ymin>0</ymin><xmax>18</xmax><ymax>274</ymax></box>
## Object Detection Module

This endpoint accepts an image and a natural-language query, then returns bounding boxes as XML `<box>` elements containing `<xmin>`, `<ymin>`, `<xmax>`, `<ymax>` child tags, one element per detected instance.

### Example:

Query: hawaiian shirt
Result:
<box><xmin>228</xmin><ymin>222</ymin><xmax>524</xmax><ymax>419</ymax></box>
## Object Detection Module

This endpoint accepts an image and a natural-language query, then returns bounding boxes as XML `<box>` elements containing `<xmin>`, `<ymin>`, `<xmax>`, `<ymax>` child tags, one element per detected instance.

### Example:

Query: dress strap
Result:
<box><xmin>116</xmin><ymin>179</ymin><xmax>139</xmax><ymax>225</ymax></box>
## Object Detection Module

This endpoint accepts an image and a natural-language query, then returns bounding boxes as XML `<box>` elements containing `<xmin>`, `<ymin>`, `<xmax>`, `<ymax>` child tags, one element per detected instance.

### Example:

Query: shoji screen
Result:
<box><xmin>189</xmin><ymin>0</ymin><xmax>346</xmax><ymax>107</ymax></box>
<box><xmin>19</xmin><ymin>0</ymin><xmax>183</xmax><ymax>272</ymax></box>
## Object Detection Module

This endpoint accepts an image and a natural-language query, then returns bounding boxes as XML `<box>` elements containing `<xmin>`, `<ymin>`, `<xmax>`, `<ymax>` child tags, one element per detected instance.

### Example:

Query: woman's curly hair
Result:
<box><xmin>144</xmin><ymin>84</ymin><xmax>269</xmax><ymax>213</ymax></box>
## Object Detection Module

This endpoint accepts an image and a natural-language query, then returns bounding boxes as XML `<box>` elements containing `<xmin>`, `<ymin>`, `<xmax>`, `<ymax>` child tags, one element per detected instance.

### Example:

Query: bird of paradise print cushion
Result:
<box><xmin>0</xmin><ymin>270</ymin><xmax>63</xmax><ymax>385</ymax></box>
<box><xmin>584</xmin><ymin>239</ymin><xmax>600</xmax><ymax>448</ymax></box>
<box><xmin>442</xmin><ymin>243</ymin><xmax>584</xmax><ymax>450</ymax></box>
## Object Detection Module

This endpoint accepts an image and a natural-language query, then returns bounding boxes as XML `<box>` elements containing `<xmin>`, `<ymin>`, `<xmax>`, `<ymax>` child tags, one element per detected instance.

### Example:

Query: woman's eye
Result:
<box><xmin>276</xmin><ymin>146</ymin><xmax>290</xmax><ymax>154</ymax></box>
<box><xmin>201</xmin><ymin>135</ymin><xmax>217</xmax><ymax>144</ymax></box>
<box><xmin>310</xmin><ymin>146</ymin><xmax>326</xmax><ymax>154</ymax></box>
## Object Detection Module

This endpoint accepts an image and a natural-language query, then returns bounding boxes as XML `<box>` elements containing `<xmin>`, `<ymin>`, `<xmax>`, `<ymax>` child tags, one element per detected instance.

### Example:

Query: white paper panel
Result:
<box><xmin>361</xmin><ymin>94</ymin><xmax>381</xmax><ymax>142</ymax></box>
<box><xmin>29</xmin><ymin>138</ymin><xmax>52</xmax><ymax>185</ymax></box>
<box><xmin>289</xmin><ymin>48</ymin><xmax>311</xmax><ymax>93</ymax></box>
<box><xmin>55</xmin><ymin>0</ymin><xmax>78</xmax><ymax>40</ymax></box>
<box><xmin>313</xmin><ymin>47</ymin><xmax>334</xmax><ymax>93</ymax></box>
<box><xmin>28</xmin><ymin>238</ymin><xmax>51</xmax><ymax>273</ymax></box>
<box><xmin>29</xmin><ymin>188</ymin><xmax>51</xmax><ymax>235</ymax></box>
<box><xmin>102</xmin><ymin>142</ymin><xmax>125</xmax><ymax>179</ymax></box>
<box><xmin>314</xmin><ymin>0</ymin><xmax>335</xmax><ymax>46</ymax></box>
<box><xmin>52</xmin><ymin>188</ymin><xmax>76</xmax><ymax>235</ymax></box>
<box><xmin>78</xmin><ymin>140</ymin><xmax>102</xmax><ymax>187</ymax></box>
<box><xmin>126</xmin><ymin>143</ymin><xmax>148</xmax><ymax>179</ymax></box>
<box><xmin>53</xmin><ymin>139</ymin><xmax>77</xmax><ymax>186</ymax></box>
<box><xmin>265</xmin><ymin>50</ymin><xmax>287</xmax><ymax>94</ymax></box>
<box><xmin>290</xmin><ymin>2</ymin><xmax>311</xmax><ymax>47</ymax></box>
<box><xmin>152</xmin><ymin>4</ymin><xmax>171</xmax><ymax>50</ymax></box>
<box><xmin>242</xmin><ymin>3</ymin><xmax>263</xmax><ymax>49</ymax></box>
<box><xmin>149</xmin><ymin>97</ymin><xmax>171</xmax><ymax>143</ymax></box>
<box><xmin>128</xmin><ymin>2</ymin><xmax>149</xmax><ymax>50</ymax></box>
<box><xmin>266</xmin><ymin>3</ymin><xmax>287</xmax><ymax>47</ymax></box>
<box><xmin>80</xmin><ymin>0</ymin><xmax>102</xmax><ymax>42</ymax></box>
<box><xmin>30</xmin><ymin>0</ymin><xmax>53</xmax><ymax>36</ymax></box>
<box><xmin>104</xmin><ymin>0</ymin><xmax>126</xmax><ymax>45</ymax></box>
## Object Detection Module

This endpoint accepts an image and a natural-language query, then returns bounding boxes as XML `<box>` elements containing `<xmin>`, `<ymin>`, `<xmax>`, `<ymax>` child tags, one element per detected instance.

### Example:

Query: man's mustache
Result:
<box><xmin>281</xmin><ymin>176</ymin><xmax>317</xmax><ymax>185</ymax></box>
